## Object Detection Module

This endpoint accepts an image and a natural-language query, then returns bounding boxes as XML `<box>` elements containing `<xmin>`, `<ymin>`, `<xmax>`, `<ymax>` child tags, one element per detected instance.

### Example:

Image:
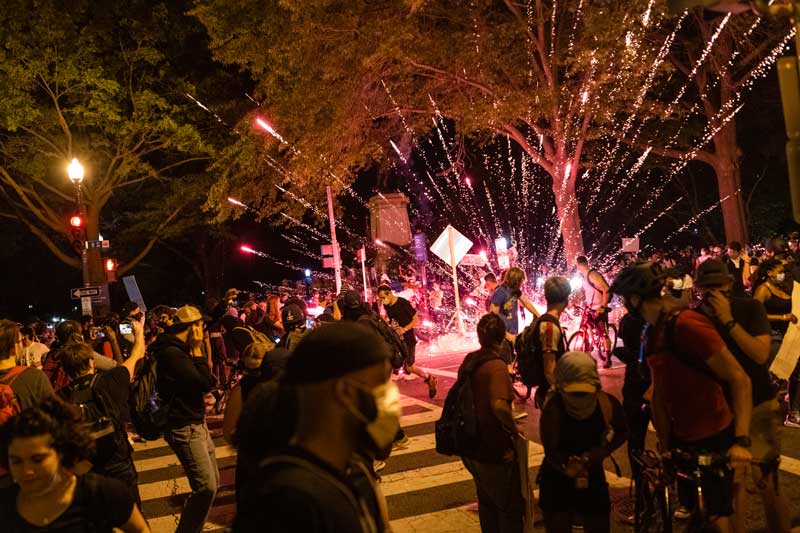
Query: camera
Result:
<box><xmin>119</xmin><ymin>322</ymin><xmax>133</xmax><ymax>336</ymax></box>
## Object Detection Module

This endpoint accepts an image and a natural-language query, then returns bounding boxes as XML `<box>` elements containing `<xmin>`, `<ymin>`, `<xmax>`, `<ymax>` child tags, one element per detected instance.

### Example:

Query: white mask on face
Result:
<box><xmin>343</xmin><ymin>381</ymin><xmax>401</xmax><ymax>452</ymax></box>
<box><xmin>776</xmin><ymin>273</ymin><xmax>786</xmax><ymax>283</ymax></box>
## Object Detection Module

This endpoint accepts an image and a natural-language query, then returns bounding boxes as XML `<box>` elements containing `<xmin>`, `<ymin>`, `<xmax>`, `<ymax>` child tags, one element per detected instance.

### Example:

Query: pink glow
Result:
<box><xmin>240</xmin><ymin>245</ymin><xmax>255</xmax><ymax>254</ymax></box>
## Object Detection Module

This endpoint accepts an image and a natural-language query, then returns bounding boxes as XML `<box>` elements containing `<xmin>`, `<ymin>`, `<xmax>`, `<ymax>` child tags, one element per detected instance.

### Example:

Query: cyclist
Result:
<box><xmin>695</xmin><ymin>259</ymin><xmax>790</xmax><ymax>533</ymax></box>
<box><xmin>575</xmin><ymin>257</ymin><xmax>612</xmax><ymax>367</ymax></box>
<box><xmin>527</xmin><ymin>277</ymin><xmax>571</xmax><ymax>408</ymax></box>
<box><xmin>490</xmin><ymin>267</ymin><xmax>540</xmax><ymax>364</ymax></box>
<box><xmin>610</xmin><ymin>261</ymin><xmax>752</xmax><ymax>533</ymax></box>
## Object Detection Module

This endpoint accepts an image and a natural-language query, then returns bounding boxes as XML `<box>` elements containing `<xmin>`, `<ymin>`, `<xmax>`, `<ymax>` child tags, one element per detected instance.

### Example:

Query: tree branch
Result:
<box><xmin>500</xmin><ymin>123</ymin><xmax>555</xmax><ymax>176</ymax></box>
<box><xmin>117</xmin><ymin>205</ymin><xmax>184</xmax><ymax>276</ymax></box>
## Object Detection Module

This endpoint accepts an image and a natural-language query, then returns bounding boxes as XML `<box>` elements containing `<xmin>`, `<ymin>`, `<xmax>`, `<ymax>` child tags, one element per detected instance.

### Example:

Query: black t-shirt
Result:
<box><xmin>714</xmin><ymin>297</ymin><xmax>775</xmax><ymax>406</ymax></box>
<box><xmin>234</xmin><ymin>447</ymin><xmax>378</xmax><ymax>533</ymax></box>
<box><xmin>384</xmin><ymin>297</ymin><xmax>417</xmax><ymax>346</ymax></box>
<box><xmin>0</xmin><ymin>473</ymin><xmax>133</xmax><ymax>532</ymax></box>
<box><xmin>90</xmin><ymin>367</ymin><xmax>133</xmax><ymax>470</ymax></box>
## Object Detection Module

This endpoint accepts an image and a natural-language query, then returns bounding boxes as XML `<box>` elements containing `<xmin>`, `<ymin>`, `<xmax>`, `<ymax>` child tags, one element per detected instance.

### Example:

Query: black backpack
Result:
<box><xmin>358</xmin><ymin>314</ymin><xmax>408</xmax><ymax>369</ymax></box>
<box><xmin>515</xmin><ymin>313</ymin><xmax>565</xmax><ymax>388</ymax></box>
<box><xmin>129</xmin><ymin>355</ymin><xmax>169</xmax><ymax>441</ymax></box>
<box><xmin>435</xmin><ymin>356</ymin><xmax>500</xmax><ymax>458</ymax></box>
<box><xmin>63</xmin><ymin>374</ymin><xmax>119</xmax><ymax>464</ymax></box>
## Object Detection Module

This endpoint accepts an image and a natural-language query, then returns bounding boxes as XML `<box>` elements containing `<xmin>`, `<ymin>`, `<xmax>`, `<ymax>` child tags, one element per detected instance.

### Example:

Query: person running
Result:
<box><xmin>0</xmin><ymin>396</ymin><xmax>149</xmax><ymax>532</ymax></box>
<box><xmin>151</xmin><ymin>306</ymin><xmax>218</xmax><ymax>533</ymax></box>
<box><xmin>234</xmin><ymin>323</ymin><xmax>395</xmax><ymax>533</ymax></box>
<box><xmin>489</xmin><ymin>267</ymin><xmax>539</xmax><ymax>363</ymax></box>
<box><xmin>610</xmin><ymin>261</ymin><xmax>752</xmax><ymax>533</ymax></box>
<box><xmin>459</xmin><ymin>314</ymin><xmax>524</xmax><ymax>533</ymax></box>
<box><xmin>538</xmin><ymin>351</ymin><xmax>628</xmax><ymax>533</ymax></box>
<box><xmin>58</xmin><ymin>314</ymin><xmax>146</xmax><ymax>507</ymax></box>
<box><xmin>696</xmin><ymin>259</ymin><xmax>790</xmax><ymax>533</ymax></box>
<box><xmin>575</xmin><ymin>256</ymin><xmax>613</xmax><ymax>367</ymax></box>
<box><xmin>377</xmin><ymin>285</ymin><xmax>437</xmax><ymax>398</ymax></box>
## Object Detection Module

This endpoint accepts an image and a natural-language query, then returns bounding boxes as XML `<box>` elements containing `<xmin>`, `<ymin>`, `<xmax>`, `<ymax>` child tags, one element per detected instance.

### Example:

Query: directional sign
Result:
<box><xmin>85</xmin><ymin>240</ymin><xmax>111</xmax><ymax>251</ymax></box>
<box><xmin>70</xmin><ymin>286</ymin><xmax>101</xmax><ymax>299</ymax></box>
<box><xmin>430</xmin><ymin>225</ymin><xmax>473</xmax><ymax>266</ymax></box>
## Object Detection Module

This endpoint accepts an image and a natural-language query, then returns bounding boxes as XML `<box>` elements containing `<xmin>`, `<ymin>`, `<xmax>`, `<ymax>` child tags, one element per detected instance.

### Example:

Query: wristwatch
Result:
<box><xmin>723</xmin><ymin>320</ymin><xmax>736</xmax><ymax>333</ymax></box>
<box><xmin>733</xmin><ymin>435</ymin><xmax>751</xmax><ymax>448</ymax></box>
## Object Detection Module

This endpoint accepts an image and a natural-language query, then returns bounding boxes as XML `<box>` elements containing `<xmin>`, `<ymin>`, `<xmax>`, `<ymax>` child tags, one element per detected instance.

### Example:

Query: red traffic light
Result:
<box><xmin>105</xmin><ymin>258</ymin><xmax>118</xmax><ymax>272</ymax></box>
<box><xmin>69</xmin><ymin>215</ymin><xmax>83</xmax><ymax>228</ymax></box>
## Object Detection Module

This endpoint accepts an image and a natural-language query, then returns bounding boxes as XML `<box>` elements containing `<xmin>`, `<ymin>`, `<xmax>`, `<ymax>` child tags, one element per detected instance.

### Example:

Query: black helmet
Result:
<box><xmin>766</xmin><ymin>237</ymin><xmax>789</xmax><ymax>256</ymax></box>
<box><xmin>609</xmin><ymin>261</ymin><xmax>665</xmax><ymax>299</ymax></box>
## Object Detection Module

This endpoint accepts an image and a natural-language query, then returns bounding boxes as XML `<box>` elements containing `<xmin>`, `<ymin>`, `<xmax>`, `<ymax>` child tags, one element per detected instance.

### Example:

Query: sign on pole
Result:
<box><xmin>358</xmin><ymin>246</ymin><xmax>369</xmax><ymax>300</ymax></box>
<box><xmin>431</xmin><ymin>225</ymin><xmax>472</xmax><ymax>334</ymax></box>
<box><xmin>81</xmin><ymin>296</ymin><xmax>92</xmax><ymax>316</ymax></box>
<box><xmin>70</xmin><ymin>286</ymin><xmax>101</xmax><ymax>299</ymax></box>
<box><xmin>460</xmin><ymin>254</ymin><xmax>487</xmax><ymax>267</ymax></box>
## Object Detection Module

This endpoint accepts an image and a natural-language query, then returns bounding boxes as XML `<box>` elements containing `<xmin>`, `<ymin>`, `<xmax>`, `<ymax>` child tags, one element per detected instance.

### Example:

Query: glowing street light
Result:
<box><xmin>240</xmin><ymin>245</ymin><xmax>256</xmax><ymax>254</ymax></box>
<box><xmin>67</xmin><ymin>158</ymin><xmax>84</xmax><ymax>184</ymax></box>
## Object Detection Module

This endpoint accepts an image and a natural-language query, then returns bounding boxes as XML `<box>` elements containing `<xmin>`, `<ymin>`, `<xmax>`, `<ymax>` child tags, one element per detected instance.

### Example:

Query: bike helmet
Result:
<box><xmin>609</xmin><ymin>261</ymin><xmax>666</xmax><ymax>299</ymax></box>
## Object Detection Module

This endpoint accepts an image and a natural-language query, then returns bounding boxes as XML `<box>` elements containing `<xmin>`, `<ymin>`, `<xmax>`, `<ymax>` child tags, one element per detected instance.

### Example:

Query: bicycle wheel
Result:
<box><xmin>510</xmin><ymin>356</ymin><xmax>532</xmax><ymax>400</ymax></box>
<box><xmin>596</xmin><ymin>323</ymin><xmax>618</xmax><ymax>367</ymax></box>
<box><xmin>568</xmin><ymin>329</ymin><xmax>589</xmax><ymax>352</ymax></box>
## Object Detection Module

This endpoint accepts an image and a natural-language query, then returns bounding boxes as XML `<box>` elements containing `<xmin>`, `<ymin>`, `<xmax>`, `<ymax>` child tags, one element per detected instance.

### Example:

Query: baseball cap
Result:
<box><xmin>285</xmin><ymin>322</ymin><xmax>389</xmax><ymax>384</ymax></box>
<box><xmin>342</xmin><ymin>290</ymin><xmax>364</xmax><ymax>309</ymax></box>
<box><xmin>555</xmin><ymin>351</ymin><xmax>600</xmax><ymax>394</ymax></box>
<box><xmin>694</xmin><ymin>259</ymin><xmax>733</xmax><ymax>288</ymax></box>
<box><xmin>171</xmin><ymin>305</ymin><xmax>211</xmax><ymax>328</ymax></box>
<box><xmin>281</xmin><ymin>304</ymin><xmax>305</xmax><ymax>325</ymax></box>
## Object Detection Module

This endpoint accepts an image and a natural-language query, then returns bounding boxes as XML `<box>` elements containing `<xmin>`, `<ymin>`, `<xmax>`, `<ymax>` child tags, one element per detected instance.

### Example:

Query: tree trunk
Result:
<box><xmin>552</xmin><ymin>160</ymin><xmax>585</xmax><ymax>265</ymax></box>
<box><xmin>712</xmin><ymin>121</ymin><xmax>748</xmax><ymax>245</ymax></box>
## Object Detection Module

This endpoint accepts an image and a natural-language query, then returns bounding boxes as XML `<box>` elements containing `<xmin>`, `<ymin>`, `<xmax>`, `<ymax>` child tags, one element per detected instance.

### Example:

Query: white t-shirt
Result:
<box><xmin>18</xmin><ymin>342</ymin><xmax>49</xmax><ymax>369</ymax></box>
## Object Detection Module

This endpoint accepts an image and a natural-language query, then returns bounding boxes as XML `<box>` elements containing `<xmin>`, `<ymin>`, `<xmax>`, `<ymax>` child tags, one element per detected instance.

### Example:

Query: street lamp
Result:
<box><xmin>67</xmin><ymin>158</ymin><xmax>89</xmax><ymax>286</ymax></box>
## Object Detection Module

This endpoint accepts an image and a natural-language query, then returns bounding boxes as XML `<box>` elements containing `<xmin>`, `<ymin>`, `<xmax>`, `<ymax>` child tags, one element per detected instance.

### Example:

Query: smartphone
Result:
<box><xmin>119</xmin><ymin>323</ymin><xmax>133</xmax><ymax>335</ymax></box>
<box><xmin>305</xmin><ymin>317</ymin><xmax>314</xmax><ymax>329</ymax></box>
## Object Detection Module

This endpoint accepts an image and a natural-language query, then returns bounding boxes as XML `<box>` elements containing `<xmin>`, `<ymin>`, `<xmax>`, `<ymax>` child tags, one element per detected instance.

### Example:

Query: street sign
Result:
<box><xmin>81</xmin><ymin>296</ymin><xmax>93</xmax><ymax>316</ymax></box>
<box><xmin>460</xmin><ymin>254</ymin><xmax>487</xmax><ymax>267</ymax></box>
<box><xmin>321</xmin><ymin>244</ymin><xmax>333</xmax><ymax>256</ymax></box>
<box><xmin>356</xmin><ymin>246</ymin><xmax>366</xmax><ymax>263</ymax></box>
<box><xmin>322</xmin><ymin>257</ymin><xmax>335</xmax><ymax>269</ymax></box>
<box><xmin>430</xmin><ymin>225</ymin><xmax>473</xmax><ymax>266</ymax></box>
<box><xmin>413</xmin><ymin>233</ymin><xmax>428</xmax><ymax>264</ymax></box>
<box><xmin>84</xmin><ymin>240</ymin><xmax>111</xmax><ymax>250</ymax></box>
<box><xmin>70</xmin><ymin>286</ymin><xmax>101</xmax><ymax>299</ymax></box>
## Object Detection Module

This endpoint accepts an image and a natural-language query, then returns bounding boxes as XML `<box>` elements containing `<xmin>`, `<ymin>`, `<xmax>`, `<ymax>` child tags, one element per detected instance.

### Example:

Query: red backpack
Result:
<box><xmin>0</xmin><ymin>366</ymin><xmax>28</xmax><ymax>427</ymax></box>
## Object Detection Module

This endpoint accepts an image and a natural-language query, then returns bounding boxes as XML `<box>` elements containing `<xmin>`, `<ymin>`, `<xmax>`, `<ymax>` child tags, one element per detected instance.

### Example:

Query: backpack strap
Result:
<box><xmin>0</xmin><ymin>366</ymin><xmax>27</xmax><ymax>385</ymax></box>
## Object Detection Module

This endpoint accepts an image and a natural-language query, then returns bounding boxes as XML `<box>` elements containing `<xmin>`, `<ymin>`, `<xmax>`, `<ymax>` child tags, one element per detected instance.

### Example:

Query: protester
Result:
<box><xmin>278</xmin><ymin>303</ymin><xmax>310</xmax><ymax>352</ymax></box>
<box><xmin>378</xmin><ymin>284</ymin><xmax>437</xmax><ymax>398</ymax></box>
<box><xmin>610</xmin><ymin>261</ymin><xmax>752</xmax><ymax>532</ymax></box>
<box><xmin>223</xmin><ymin>340</ymin><xmax>274</xmax><ymax>445</ymax></box>
<box><xmin>695</xmin><ymin>259</ymin><xmax>790</xmax><ymax>533</ymax></box>
<box><xmin>0</xmin><ymin>396</ymin><xmax>149</xmax><ymax>532</ymax></box>
<box><xmin>151</xmin><ymin>306</ymin><xmax>218</xmax><ymax>533</ymax></box>
<box><xmin>17</xmin><ymin>326</ymin><xmax>47</xmax><ymax>369</ymax></box>
<box><xmin>234</xmin><ymin>322</ymin><xmax>394</xmax><ymax>532</ymax></box>
<box><xmin>527</xmin><ymin>277</ymin><xmax>570</xmax><ymax>408</ymax></box>
<box><xmin>43</xmin><ymin>320</ymin><xmax>116</xmax><ymax>390</ymax></box>
<box><xmin>490</xmin><ymin>267</ymin><xmax>540</xmax><ymax>363</ymax></box>
<box><xmin>575</xmin><ymin>257</ymin><xmax>613</xmax><ymax>366</ymax></box>
<box><xmin>0</xmin><ymin>320</ymin><xmax>53</xmax><ymax>414</ymax></box>
<box><xmin>725</xmin><ymin>242</ymin><xmax>749</xmax><ymax>297</ymax></box>
<box><xmin>538</xmin><ymin>351</ymin><xmax>628</xmax><ymax>533</ymax></box>
<box><xmin>58</xmin><ymin>314</ymin><xmax>146</xmax><ymax>507</ymax></box>
<box><xmin>483</xmin><ymin>273</ymin><xmax>499</xmax><ymax>311</ymax></box>
<box><xmin>459</xmin><ymin>314</ymin><xmax>524</xmax><ymax>533</ymax></box>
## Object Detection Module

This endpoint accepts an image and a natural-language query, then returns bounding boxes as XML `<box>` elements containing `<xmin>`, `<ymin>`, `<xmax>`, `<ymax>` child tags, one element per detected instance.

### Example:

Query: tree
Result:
<box><xmin>0</xmin><ymin>0</ymin><xmax>212</xmax><ymax>284</ymax></box>
<box><xmin>622</xmin><ymin>10</ymin><xmax>791</xmax><ymax>244</ymax></box>
<box><xmin>194</xmin><ymin>0</ymin><xmax>668</xmax><ymax>264</ymax></box>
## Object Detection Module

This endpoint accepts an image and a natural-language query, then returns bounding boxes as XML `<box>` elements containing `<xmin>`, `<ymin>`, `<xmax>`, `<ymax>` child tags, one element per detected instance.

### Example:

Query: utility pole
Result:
<box><xmin>326</xmin><ymin>185</ymin><xmax>342</xmax><ymax>294</ymax></box>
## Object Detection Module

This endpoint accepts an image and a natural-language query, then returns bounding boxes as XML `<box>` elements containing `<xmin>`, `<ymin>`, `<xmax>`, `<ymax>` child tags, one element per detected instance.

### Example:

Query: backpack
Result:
<box><xmin>63</xmin><ymin>374</ymin><xmax>119</xmax><ymax>464</ymax></box>
<box><xmin>358</xmin><ymin>314</ymin><xmax>408</xmax><ymax>370</ymax></box>
<box><xmin>129</xmin><ymin>355</ymin><xmax>169</xmax><ymax>441</ymax></box>
<box><xmin>231</xmin><ymin>325</ymin><xmax>277</xmax><ymax>354</ymax></box>
<box><xmin>435</xmin><ymin>356</ymin><xmax>501</xmax><ymax>458</ymax></box>
<box><xmin>515</xmin><ymin>314</ymin><xmax>566</xmax><ymax>388</ymax></box>
<box><xmin>0</xmin><ymin>367</ymin><xmax>27</xmax><ymax>427</ymax></box>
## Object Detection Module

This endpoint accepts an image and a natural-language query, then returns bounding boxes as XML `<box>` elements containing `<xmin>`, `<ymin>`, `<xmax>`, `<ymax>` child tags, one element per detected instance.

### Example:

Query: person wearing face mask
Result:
<box><xmin>695</xmin><ymin>259</ymin><xmax>790</xmax><ymax>533</ymax></box>
<box><xmin>234</xmin><ymin>322</ymin><xmax>396</xmax><ymax>533</ymax></box>
<box><xmin>610</xmin><ymin>262</ymin><xmax>752</xmax><ymax>533</ymax></box>
<box><xmin>537</xmin><ymin>352</ymin><xmax>627</xmax><ymax>533</ymax></box>
<box><xmin>150</xmin><ymin>305</ymin><xmax>218</xmax><ymax>533</ymax></box>
<box><xmin>0</xmin><ymin>396</ymin><xmax>149</xmax><ymax>532</ymax></box>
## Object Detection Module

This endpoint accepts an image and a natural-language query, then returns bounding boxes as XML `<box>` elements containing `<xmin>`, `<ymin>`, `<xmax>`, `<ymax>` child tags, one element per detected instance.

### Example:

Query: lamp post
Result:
<box><xmin>67</xmin><ymin>158</ymin><xmax>89</xmax><ymax>286</ymax></box>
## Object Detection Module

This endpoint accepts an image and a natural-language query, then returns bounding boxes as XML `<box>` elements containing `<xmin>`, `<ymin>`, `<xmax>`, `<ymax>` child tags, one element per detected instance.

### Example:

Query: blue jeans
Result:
<box><xmin>165</xmin><ymin>422</ymin><xmax>220</xmax><ymax>533</ymax></box>
<box><xmin>462</xmin><ymin>457</ymin><xmax>524</xmax><ymax>533</ymax></box>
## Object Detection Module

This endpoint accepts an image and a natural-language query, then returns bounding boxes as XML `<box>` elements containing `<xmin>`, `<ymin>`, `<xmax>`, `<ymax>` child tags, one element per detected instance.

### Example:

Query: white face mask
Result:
<box><xmin>776</xmin><ymin>273</ymin><xmax>786</xmax><ymax>283</ymax></box>
<box><xmin>344</xmin><ymin>381</ymin><xmax>401</xmax><ymax>452</ymax></box>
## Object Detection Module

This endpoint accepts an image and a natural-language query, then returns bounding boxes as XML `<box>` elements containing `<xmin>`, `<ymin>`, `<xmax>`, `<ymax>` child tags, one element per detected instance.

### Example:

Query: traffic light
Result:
<box><xmin>69</xmin><ymin>215</ymin><xmax>83</xmax><ymax>228</ymax></box>
<box><xmin>105</xmin><ymin>258</ymin><xmax>118</xmax><ymax>282</ymax></box>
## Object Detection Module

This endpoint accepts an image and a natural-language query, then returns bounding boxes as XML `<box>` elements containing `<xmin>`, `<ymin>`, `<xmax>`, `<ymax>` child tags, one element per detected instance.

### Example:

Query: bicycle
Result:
<box><xmin>212</xmin><ymin>359</ymin><xmax>245</xmax><ymax>415</ymax></box>
<box><xmin>632</xmin><ymin>448</ymin><xmax>732</xmax><ymax>533</ymax></box>
<box><xmin>567</xmin><ymin>305</ymin><xmax>618</xmax><ymax>368</ymax></box>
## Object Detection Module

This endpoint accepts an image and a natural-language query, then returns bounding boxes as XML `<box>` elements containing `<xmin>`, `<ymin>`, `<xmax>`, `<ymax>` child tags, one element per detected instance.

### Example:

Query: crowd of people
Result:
<box><xmin>0</xmin><ymin>234</ymin><xmax>797</xmax><ymax>532</ymax></box>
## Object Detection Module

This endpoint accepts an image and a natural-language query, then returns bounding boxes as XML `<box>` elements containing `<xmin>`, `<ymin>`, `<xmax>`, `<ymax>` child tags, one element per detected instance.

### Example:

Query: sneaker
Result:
<box><xmin>425</xmin><ymin>375</ymin><xmax>438</xmax><ymax>398</ymax></box>
<box><xmin>673</xmin><ymin>506</ymin><xmax>691</xmax><ymax>520</ymax></box>
<box><xmin>373</xmin><ymin>460</ymin><xmax>386</xmax><ymax>473</ymax></box>
<box><xmin>392</xmin><ymin>434</ymin><xmax>410</xmax><ymax>450</ymax></box>
<box><xmin>785</xmin><ymin>412</ymin><xmax>800</xmax><ymax>428</ymax></box>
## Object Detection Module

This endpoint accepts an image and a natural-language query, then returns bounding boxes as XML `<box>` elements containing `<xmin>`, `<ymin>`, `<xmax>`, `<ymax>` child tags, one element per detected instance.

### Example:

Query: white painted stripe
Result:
<box><xmin>136</xmin><ymin>445</ymin><xmax>236</xmax><ymax>473</ymax></box>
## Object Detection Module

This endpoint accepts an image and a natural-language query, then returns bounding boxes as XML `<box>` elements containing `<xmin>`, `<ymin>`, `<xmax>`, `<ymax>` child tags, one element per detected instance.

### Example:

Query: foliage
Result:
<box><xmin>0</xmin><ymin>0</ymin><xmax>215</xmax><ymax>274</ymax></box>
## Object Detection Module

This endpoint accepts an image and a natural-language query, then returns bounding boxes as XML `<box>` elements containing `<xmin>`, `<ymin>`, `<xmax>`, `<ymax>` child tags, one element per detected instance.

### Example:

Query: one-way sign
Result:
<box><xmin>70</xmin><ymin>286</ymin><xmax>101</xmax><ymax>299</ymax></box>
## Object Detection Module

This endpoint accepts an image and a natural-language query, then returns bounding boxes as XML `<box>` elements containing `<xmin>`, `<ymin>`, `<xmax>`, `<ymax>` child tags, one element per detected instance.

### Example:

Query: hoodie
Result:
<box><xmin>151</xmin><ymin>333</ymin><xmax>214</xmax><ymax>427</ymax></box>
